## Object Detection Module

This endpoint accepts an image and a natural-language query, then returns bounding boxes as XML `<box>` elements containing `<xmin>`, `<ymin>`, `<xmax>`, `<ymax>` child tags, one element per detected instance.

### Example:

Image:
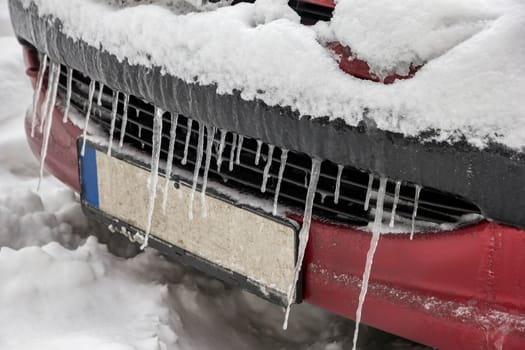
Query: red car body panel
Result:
<box><xmin>24</xmin><ymin>50</ymin><xmax>525</xmax><ymax>350</ymax></box>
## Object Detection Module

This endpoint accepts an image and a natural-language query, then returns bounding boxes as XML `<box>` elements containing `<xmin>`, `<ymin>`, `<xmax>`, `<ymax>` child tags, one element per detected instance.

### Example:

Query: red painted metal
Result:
<box><xmin>300</xmin><ymin>216</ymin><xmax>525</xmax><ymax>350</ymax></box>
<box><xmin>23</xmin><ymin>47</ymin><xmax>525</xmax><ymax>350</ymax></box>
<box><xmin>301</xmin><ymin>0</ymin><xmax>335</xmax><ymax>8</ymax></box>
<box><xmin>328</xmin><ymin>43</ymin><xmax>420</xmax><ymax>84</ymax></box>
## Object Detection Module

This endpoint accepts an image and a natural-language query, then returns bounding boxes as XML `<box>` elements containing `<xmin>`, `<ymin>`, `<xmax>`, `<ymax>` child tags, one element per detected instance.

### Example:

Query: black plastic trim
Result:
<box><xmin>9</xmin><ymin>0</ymin><xmax>525</xmax><ymax>229</ymax></box>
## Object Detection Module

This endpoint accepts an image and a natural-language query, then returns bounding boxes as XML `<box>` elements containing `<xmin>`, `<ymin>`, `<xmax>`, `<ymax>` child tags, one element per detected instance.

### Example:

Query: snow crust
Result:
<box><xmin>18</xmin><ymin>0</ymin><xmax>525</xmax><ymax>150</ymax></box>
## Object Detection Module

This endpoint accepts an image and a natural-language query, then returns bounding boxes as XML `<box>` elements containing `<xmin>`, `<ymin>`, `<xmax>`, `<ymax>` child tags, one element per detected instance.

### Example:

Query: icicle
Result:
<box><xmin>119</xmin><ymin>94</ymin><xmax>130</xmax><ymax>147</ymax></box>
<box><xmin>31</xmin><ymin>54</ymin><xmax>48</xmax><ymax>137</ymax></box>
<box><xmin>162</xmin><ymin>114</ymin><xmax>179</xmax><ymax>214</ymax></box>
<box><xmin>201</xmin><ymin>125</ymin><xmax>216</xmax><ymax>217</ymax></box>
<box><xmin>235</xmin><ymin>135</ymin><xmax>244</xmax><ymax>165</ymax></box>
<box><xmin>255</xmin><ymin>140</ymin><xmax>263</xmax><ymax>165</ymax></box>
<box><xmin>272</xmin><ymin>149</ymin><xmax>288</xmax><ymax>215</ymax></box>
<box><xmin>142</xmin><ymin>107</ymin><xmax>164</xmax><ymax>250</ymax></box>
<box><xmin>106</xmin><ymin>91</ymin><xmax>119</xmax><ymax>156</ymax></box>
<box><xmin>283</xmin><ymin>159</ymin><xmax>322</xmax><ymax>329</ymax></box>
<box><xmin>181</xmin><ymin>119</ymin><xmax>193</xmax><ymax>165</ymax></box>
<box><xmin>62</xmin><ymin>67</ymin><xmax>73</xmax><ymax>123</ymax></box>
<box><xmin>389</xmin><ymin>180</ymin><xmax>402</xmax><ymax>228</ymax></box>
<box><xmin>229</xmin><ymin>133</ymin><xmax>238</xmax><ymax>171</ymax></box>
<box><xmin>352</xmin><ymin>177</ymin><xmax>387</xmax><ymax>350</ymax></box>
<box><xmin>188</xmin><ymin>123</ymin><xmax>205</xmax><ymax>220</ymax></box>
<box><xmin>216</xmin><ymin>129</ymin><xmax>227</xmax><ymax>172</ymax></box>
<box><xmin>37</xmin><ymin>62</ymin><xmax>60</xmax><ymax>191</ymax></box>
<box><xmin>261</xmin><ymin>145</ymin><xmax>274</xmax><ymax>193</ymax></box>
<box><xmin>138</xmin><ymin>125</ymin><xmax>143</xmax><ymax>138</ymax></box>
<box><xmin>334</xmin><ymin>164</ymin><xmax>343</xmax><ymax>204</ymax></box>
<box><xmin>97</xmin><ymin>82</ymin><xmax>104</xmax><ymax>105</ymax></box>
<box><xmin>364</xmin><ymin>173</ymin><xmax>374</xmax><ymax>211</ymax></box>
<box><xmin>80</xmin><ymin>80</ymin><xmax>97</xmax><ymax>156</ymax></box>
<box><xmin>410</xmin><ymin>185</ymin><xmax>422</xmax><ymax>240</ymax></box>
<box><xmin>39</xmin><ymin>60</ymin><xmax>56</xmax><ymax>134</ymax></box>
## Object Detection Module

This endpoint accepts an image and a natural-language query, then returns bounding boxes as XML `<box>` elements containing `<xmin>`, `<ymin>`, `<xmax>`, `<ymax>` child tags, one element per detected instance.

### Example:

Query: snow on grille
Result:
<box><xmin>56</xmin><ymin>64</ymin><xmax>481</xmax><ymax>228</ymax></box>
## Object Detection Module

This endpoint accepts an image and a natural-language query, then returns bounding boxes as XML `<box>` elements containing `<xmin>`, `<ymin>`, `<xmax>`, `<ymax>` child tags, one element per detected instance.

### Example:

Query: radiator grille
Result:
<box><xmin>57</xmin><ymin>65</ymin><xmax>481</xmax><ymax>228</ymax></box>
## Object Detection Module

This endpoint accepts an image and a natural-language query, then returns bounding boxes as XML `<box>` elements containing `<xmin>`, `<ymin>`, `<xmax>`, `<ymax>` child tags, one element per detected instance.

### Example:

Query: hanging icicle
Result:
<box><xmin>334</xmin><ymin>164</ymin><xmax>344</xmax><ymax>204</ymax></box>
<box><xmin>142</xmin><ymin>107</ymin><xmax>164</xmax><ymax>250</ymax></box>
<box><xmin>389</xmin><ymin>180</ymin><xmax>402</xmax><ymax>228</ymax></box>
<box><xmin>235</xmin><ymin>135</ymin><xmax>244</xmax><ymax>165</ymax></box>
<box><xmin>106</xmin><ymin>90</ymin><xmax>120</xmax><ymax>156</ymax></box>
<box><xmin>31</xmin><ymin>54</ymin><xmax>48</xmax><ymax>137</ymax></box>
<box><xmin>272</xmin><ymin>149</ymin><xmax>288</xmax><ymax>216</ymax></box>
<box><xmin>352</xmin><ymin>177</ymin><xmax>388</xmax><ymax>350</ymax></box>
<box><xmin>62</xmin><ymin>67</ymin><xmax>73</xmax><ymax>123</ymax></box>
<box><xmin>229</xmin><ymin>133</ymin><xmax>238</xmax><ymax>171</ymax></box>
<box><xmin>39</xmin><ymin>61</ymin><xmax>56</xmax><ymax>134</ymax></box>
<box><xmin>255</xmin><ymin>140</ymin><xmax>263</xmax><ymax>165</ymax></box>
<box><xmin>261</xmin><ymin>145</ymin><xmax>275</xmax><ymax>193</ymax></box>
<box><xmin>162</xmin><ymin>114</ymin><xmax>179</xmax><ymax>214</ymax></box>
<box><xmin>201</xmin><ymin>125</ymin><xmax>216</xmax><ymax>218</ymax></box>
<box><xmin>364</xmin><ymin>173</ymin><xmax>374</xmax><ymax>210</ymax></box>
<box><xmin>97</xmin><ymin>82</ymin><xmax>104</xmax><ymax>105</ymax></box>
<box><xmin>80</xmin><ymin>80</ymin><xmax>97</xmax><ymax>156</ymax></box>
<box><xmin>283</xmin><ymin>159</ymin><xmax>322</xmax><ymax>329</ymax></box>
<box><xmin>410</xmin><ymin>185</ymin><xmax>422</xmax><ymax>240</ymax></box>
<box><xmin>182</xmin><ymin>119</ymin><xmax>193</xmax><ymax>165</ymax></box>
<box><xmin>37</xmin><ymin>62</ymin><xmax>60</xmax><ymax>191</ymax></box>
<box><xmin>188</xmin><ymin>123</ymin><xmax>205</xmax><ymax>220</ymax></box>
<box><xmin>119</xmin><ymin>94</ymin><xmax>130</xmax><ymax>147</ymax></box>
<box><xmin>216</xmin><ymin>129</ymin><xmax>227</xmax><ymax>172</ymax></box>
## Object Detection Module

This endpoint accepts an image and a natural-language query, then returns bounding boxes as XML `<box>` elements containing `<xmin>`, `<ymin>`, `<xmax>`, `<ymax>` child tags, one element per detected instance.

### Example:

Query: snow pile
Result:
<box><xmin>17</xmin><ymin>0</ymin><xmax>525</xmax><ymax>150</ymax></box>
<box><xmin>331</xmin><ymin>0</ymin><xmax>506</xmax><ymax>77</ymax></box>
<box><xmin>0</xmin><ymin>238</ymin><xmax>178</xmax><ymax>350</ymax></box>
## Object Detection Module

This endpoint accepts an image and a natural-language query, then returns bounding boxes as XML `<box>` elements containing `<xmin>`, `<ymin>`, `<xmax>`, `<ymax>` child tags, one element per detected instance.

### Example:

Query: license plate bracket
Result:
<box><xmin>78</xmin><ymin>139</ymin><xmax>301</xmax><ymax>305</ymax></box>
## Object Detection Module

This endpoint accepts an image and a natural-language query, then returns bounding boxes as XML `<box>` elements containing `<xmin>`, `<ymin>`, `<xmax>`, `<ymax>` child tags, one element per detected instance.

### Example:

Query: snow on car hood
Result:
<box><xmin>19</xmin><ymin>0</ymin><xmax>525</xmax><ymax>150</ymax></box>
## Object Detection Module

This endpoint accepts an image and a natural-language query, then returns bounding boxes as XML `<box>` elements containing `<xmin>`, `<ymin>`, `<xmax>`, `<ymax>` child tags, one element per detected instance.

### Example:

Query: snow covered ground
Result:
<box><xmin>0</xmin><ymin>1</ymin><xmax>432</xmax><ymax>349</ymax></box>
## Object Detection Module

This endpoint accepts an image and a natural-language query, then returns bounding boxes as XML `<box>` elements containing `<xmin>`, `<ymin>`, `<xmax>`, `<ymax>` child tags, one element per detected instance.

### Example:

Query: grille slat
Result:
<box><xmin>58</xmin><ymin>66</ymin><xmax>482</xmax><ymax>228</ymax></box>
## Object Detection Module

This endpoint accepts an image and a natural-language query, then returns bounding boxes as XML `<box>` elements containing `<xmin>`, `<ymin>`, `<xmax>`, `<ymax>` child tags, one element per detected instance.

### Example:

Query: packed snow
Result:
<box><xmin>17</xmin><ymin>0</ymin><xmax>525</xmax><ymax>150</ymax></box>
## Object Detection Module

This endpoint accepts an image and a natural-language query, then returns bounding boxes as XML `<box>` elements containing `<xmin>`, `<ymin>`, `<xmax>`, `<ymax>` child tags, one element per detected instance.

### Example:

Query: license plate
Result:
<box><xmin>79</xmin><ymin>141</ymin><xmax>298</xmax><ymax>303</ymax></box>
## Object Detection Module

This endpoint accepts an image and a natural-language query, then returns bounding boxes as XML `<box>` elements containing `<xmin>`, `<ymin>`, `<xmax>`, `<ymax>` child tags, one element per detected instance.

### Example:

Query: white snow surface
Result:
<box><xmin>17</xmin><ymin>0</ymin><xmax>525</xmax><ymax>150</ymax></box>
<box><xmin>0</xmin><ymin>2</ymin><xmax>432</xmax><ymax>348</ymax></box>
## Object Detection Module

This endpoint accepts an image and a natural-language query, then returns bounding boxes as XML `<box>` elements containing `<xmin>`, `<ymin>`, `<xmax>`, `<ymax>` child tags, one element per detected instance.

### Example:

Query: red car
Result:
<box><xmin>9</xmin><ymin>0</ymin><xmax>525</xmax><ymax>349</ymax></box>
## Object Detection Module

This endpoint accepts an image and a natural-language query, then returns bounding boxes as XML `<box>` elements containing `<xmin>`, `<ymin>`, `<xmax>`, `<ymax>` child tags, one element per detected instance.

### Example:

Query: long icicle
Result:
<box><xmin>37</xmin><ymin>62</ymin><xmax>60</xmax><ymax>191</ymax></box>
<box><xmin>162</xmin><ymin>114</ymin><xmax>179</xmax><ymax>214</ymax></box>
<box><xmin>142</xmin><ymin>107</ymin><xmax>164</xmax><ymax>249</ymax></box>
<box><xmin>216</xmin><ymin>129</ymin><xmax>227</xmax><ymax>172</ymax></box>
<box><xmin>107</xmin><ymin>90</ymin><xmax>119</xmax><ymax>156</ymax></box>
<box><xmin>188</xmin><ymin>123</ymin><xmax>205</xmax><ymax>220</ymax></box>
<box><xmin>334</xmin><ymin>164</ymin><xmax>344</xmax><ymax>204</ymax></box>
<box><xmin>272</xmin><ymin>149</ymin><xmax>288</xmax><ymax>215</ymax></box>
<box><xmin>182</xmin><ymin>119</ymin><xmax>193</xmax><ymax>165</ymax></box>
<box><xmin>229</xmin><ymin>133</ymin><xmax>237</xmax><ymax>171</ymax></box>
<box><xmin>261</xmin><ymin>145</ymin><xmax>275</xmax><ymax>193</ymax></box>
<box><xmin>410</xmin><ymin>185</ymin><xmax>422</xmax><ymax>240</ymax></box>
<box><xmin>119</xmin><ymin>93</ymin><xmax>130</xmax><ymax>147</ymax></box>
<box><xmin>389</xmin><ymin>180</ymin><xmax>402</xmax><ymax>228</ymax></box>
<box><xmin>201</xmin><ymin>125</ymin><xmax>216</xmax><ymax>217</ymax></box>
<box><xmin>80</xmin><ymin>80</ymin><xmax>96</xmax><ymax>156</ymax></box>
<box><xmin>235</xmin><ymin>135</ymin><xmax>244</xmax><ymax>165</ymax></box>
<box><xmin>352</xmin><ymin>177</ymin><xmax>388</xmax><ymax>350</ymax></box>
<box><xmin>62</xmin><ymin>67</ymin><xmax>73</xmax><ymax>123</ymax></box>
<box><xmin>283</xmin><ymin>159</ymin><xmax>322</xmax><ymax>329</ymax></box>
<box><xmin>364</xmin><ymin>173</ymin><xmax>374</xmax><ymax>210</ymax></box>
<box><xmin>31</xmin><ymin>54</ymin><xmax>48</xmax><ymax>137</ymax></box>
